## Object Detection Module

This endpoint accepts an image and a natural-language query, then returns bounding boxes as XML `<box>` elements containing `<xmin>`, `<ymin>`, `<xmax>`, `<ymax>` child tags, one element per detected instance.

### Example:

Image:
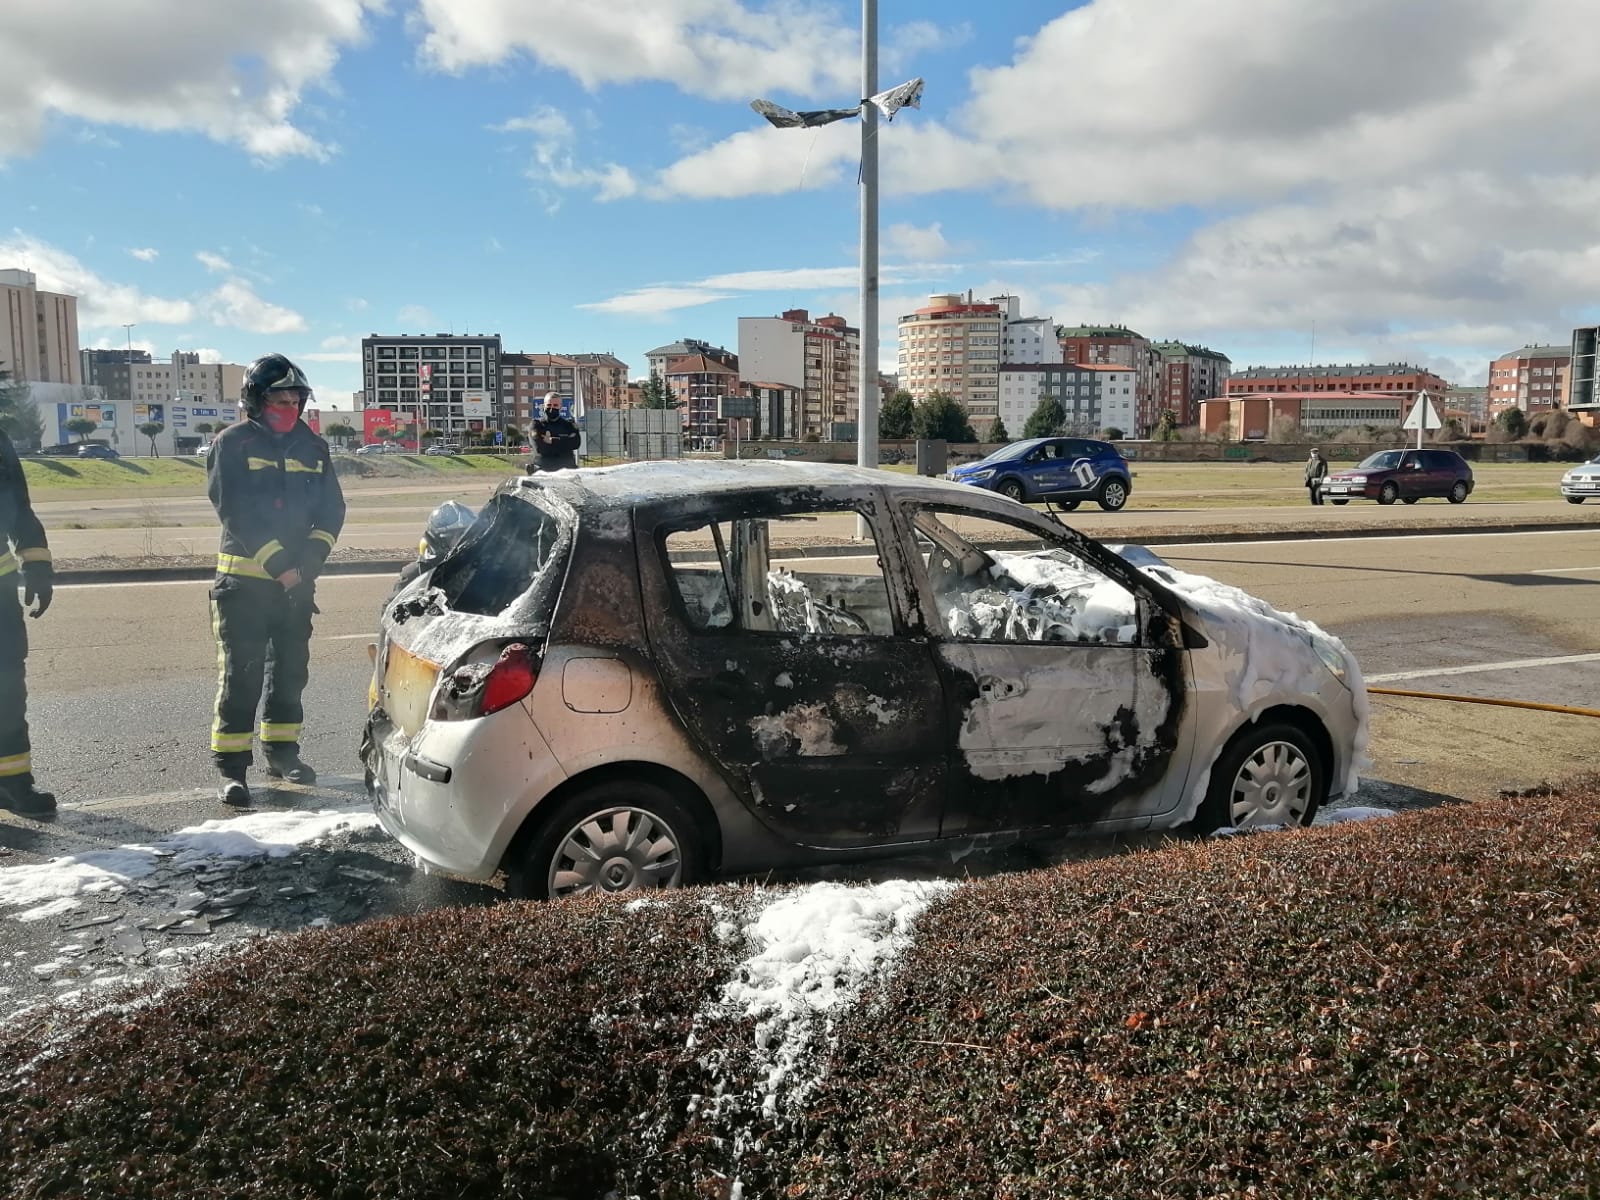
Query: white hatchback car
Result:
<box><xmin>1560</xmin><ymin>454</ymin><xmax>1600</xmax><ymax>503</ymax></box>
<box><xmin>362</xmin><ymin>462</ymin><xmax>1366</xmax><ymax>899</ymax></box>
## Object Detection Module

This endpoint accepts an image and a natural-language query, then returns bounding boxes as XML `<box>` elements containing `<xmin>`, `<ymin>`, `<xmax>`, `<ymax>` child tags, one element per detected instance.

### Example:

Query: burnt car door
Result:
<box><xmin>899</xmin><ymin>501</ymin><xmax>1191</xmax><ymax>834</ymax></box>
<box><xmin>639</xmin><ymin>492</ymin><xmax>948</xmax><ymax>849</ymax></box>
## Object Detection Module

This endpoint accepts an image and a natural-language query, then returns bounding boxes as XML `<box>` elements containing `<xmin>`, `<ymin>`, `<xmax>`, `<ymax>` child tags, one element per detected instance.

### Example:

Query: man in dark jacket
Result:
<box><xmin>206</xmin><ymin>354</ymin><xmax>346</xmax><ymax>806</ymax></box>
<box><xmin>530</xmin><ymin>393</ymin><xmax>580</xmax><ymax>471</ymax></box>
<box><xmin>0</xmin><ymin>427</ymin><xmax>55</xmax><ymax>814</ymax></box>
<box><xmin>1303</xmin><ymin>447</ymin><xmax>1328</xmax><ymax>505</ymax></box>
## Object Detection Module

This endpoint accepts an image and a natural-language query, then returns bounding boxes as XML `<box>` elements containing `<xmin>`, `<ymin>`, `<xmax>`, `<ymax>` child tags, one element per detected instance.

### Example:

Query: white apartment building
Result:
<box><xmin>997</xmin><ymin>295</ymin><xmax>1063</xmax><ymax>365</ymax></box>
<box><xmin>996</xmin><ymin>363</ymin><xmax>1134</xmax><ymax>436</ymax></box>
<box><xmin>737</xmin><ymin>309</ymin><xmax>860</xmax><ymax>439</ymax></box>
<box><xmin>1</xmin><ymin>269</ymin><xmax>80</xmax><ymax>385</ymax></box>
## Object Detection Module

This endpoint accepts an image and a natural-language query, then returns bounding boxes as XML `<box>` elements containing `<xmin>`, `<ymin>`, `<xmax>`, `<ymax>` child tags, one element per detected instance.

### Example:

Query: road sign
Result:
<box><xmin>1401</xmin><ymin>393</ymin><xmax>1443</xmax><ymax>431</ymax></box>
<box><xmin>718</xmin><ymin>394</ymin><xmax>759</xmax><ymax>420</ymax></box>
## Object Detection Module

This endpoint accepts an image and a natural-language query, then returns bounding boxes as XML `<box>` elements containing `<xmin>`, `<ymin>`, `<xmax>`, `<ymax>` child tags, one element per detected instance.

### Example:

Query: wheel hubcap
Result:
<box><xmin>1229</xmin><ymin>741</ymin><xmax>1313</xmax><ymax>827</ymax></box>
<box><xmin>1105</xmin><ymin>483</ymin><xmax>1126</xmax><ymax>507</ymax></box>
<box><xmin>550</xmin><ymin>806</ymin><xmax>683</xmax><ymax>898</ymax></box>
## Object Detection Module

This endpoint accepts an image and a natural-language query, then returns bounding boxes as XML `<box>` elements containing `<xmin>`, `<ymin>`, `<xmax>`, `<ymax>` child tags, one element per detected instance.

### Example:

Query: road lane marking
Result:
<box><xmin>1366</xmin><ymin>652</ymin><xmax>1600</xmax><ymax>683</ymax></box>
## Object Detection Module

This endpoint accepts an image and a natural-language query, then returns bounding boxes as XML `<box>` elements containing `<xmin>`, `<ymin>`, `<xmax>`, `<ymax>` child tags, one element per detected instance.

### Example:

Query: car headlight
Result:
<box><xmin>1346</xmin><ymin>474</ymin><xmax>1366</xmax><ymax>483</ymax></box>
<box><xmin>966</xmin><ymin>469</ymin><xmax>994</xmax><ymax>481</ymax></box>
<box><xmin>1562</xmin><ymin>474</ymin><xmax>1575</xmax><ymax>483</ymax></box>
<box><xmin>1309</xmin><ymin>634</ymin><xmax>1350</xmax><ymax>688</ymax></box>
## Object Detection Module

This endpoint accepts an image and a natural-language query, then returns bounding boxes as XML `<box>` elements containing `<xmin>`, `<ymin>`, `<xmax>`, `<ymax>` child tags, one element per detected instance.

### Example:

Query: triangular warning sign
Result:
<box><xmin>1401</xmin><ymin>393</ymin><xmax>1443</xmax><ymax>431</ymax></box>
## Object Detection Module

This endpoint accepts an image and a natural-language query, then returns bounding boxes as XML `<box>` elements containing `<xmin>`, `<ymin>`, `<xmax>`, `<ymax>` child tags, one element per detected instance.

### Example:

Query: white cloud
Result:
<box><xmin>885</xmin><ymin>19</ymin><xmax>972</xmax><ymax>72</ymax></box>
<box><xmin>190</xmin><ymin>348</ymin><xmax>224</xmax><ymax>364</ymax></box>
<box><xmin>196</xmin><ymin>250</ymin><xmax>232</xmax><ymax>274</ymax></box>
<box><xmin>301</xmin><ymin>350</ymin><xmax>362</xmax><ymax>363</ymax></box>
<box><xmin>884</xmin><ymin>222</ymin><xmax>950</xmax><ymax>261</ymax></box>
<box><xmin>0</xmin><ymin>0</ymin><xmax>381</xmax><ymax>161</ymax></box>
<box><xmin>345</xmin><ymin>297</ymin><xmax>369</xmax><ymax>312</ymax></box>
<box><xmin>491</xmin><ymin>105</ymin><xmax>636</xmax><ymax>206</ymax></box>
<box><xmin>580</xmin><ymin>260</ymin><xmax>976</xmax><ymax>318</ymax></box>
<box><xmin>398</xmin><ymin>304</ymin><xmax>436</xmax><ymax>329</ymax></box>
<box><xmin>319</xmin><ymin>334</ymin><xmax>359</xmax><ymax>351</ymax></box>
<box><xmin>0</xmin><ymin>232</ymin><xmax>194</xmax><ymax>326</ymax></box>
<box><xmin>658</xmin><ymin>122</ymin><xmax>859</xmax><ymax>199</ymax></box>
<box><xmin>578</xmin><ymin>287</ymin><xmax>738</xmax><ymax>318</ymax></box>
<box><xmin>416</xmin><ymin>0</ymin><xmax>857</xmax><ymax>101</ymax></box>
<box><xmin>204</xmin><ymin>279</ymin><xmax>307</xmax><ymax>335</ymax></box>
<box><xmin>127</xmin><ymin>247</ymin><xmax>158</xmax><ymax>262</ymax></box>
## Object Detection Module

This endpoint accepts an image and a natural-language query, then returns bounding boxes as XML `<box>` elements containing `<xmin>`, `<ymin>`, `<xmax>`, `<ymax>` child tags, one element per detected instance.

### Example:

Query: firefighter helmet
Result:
<box><xmin>421</xmin><ymin>500</ymin><xmax>476</xmax><ymax>560</ymax></box>
<box><xmin>241</xmin><ymin>354</ymin><xmax>313</xmax><ymax>416</ymax></box>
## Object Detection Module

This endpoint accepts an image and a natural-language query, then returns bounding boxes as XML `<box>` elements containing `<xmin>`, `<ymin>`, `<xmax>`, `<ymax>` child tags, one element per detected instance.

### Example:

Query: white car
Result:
<box><xmin>362</xmin><ymin>462</ymin><xmax>1367</xmax><ymax>900</ymax></box>
<box><xmin>1559</xmin><ymin>454</ymin><xmax>1600</xmax><ymax>504</ymax></box>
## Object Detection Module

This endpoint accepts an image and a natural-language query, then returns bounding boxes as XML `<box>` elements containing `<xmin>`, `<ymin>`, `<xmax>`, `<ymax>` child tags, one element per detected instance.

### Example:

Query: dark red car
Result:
<box><xmin>1319</xmin><ymin>449</ymin><xmax>1474</xmax><ymax>506</ymax></box>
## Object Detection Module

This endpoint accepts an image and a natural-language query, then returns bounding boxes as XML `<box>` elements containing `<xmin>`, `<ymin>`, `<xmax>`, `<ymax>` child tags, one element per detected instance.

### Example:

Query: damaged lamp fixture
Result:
<box><xmin>749</xmin><ymin>0</ymin><xmax>924</xmax><ymax>500</ymax></box>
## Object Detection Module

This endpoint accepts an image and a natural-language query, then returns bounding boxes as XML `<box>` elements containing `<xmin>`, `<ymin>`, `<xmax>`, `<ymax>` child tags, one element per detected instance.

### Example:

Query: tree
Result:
<box><xmin>1154</xmin><ymin>408</ymin><xmax>1180</xmax><ymax>441</ymax></box>
<box><xmin>986</xmin><ymin>416</ymin><xmax>1010</xmax><ymax>443</ymax></box>
<box><xmin>1022</xmin><ymin>394</ymin><xmax>1066</xmax><ymax>440</ymax></box>
<box><xmin>1497</xmin><ymin>407</ymin><xmax>1528</xmax><ymax>439</ymax></box>
<box><xmin>0</xmin><ymin>363</ymin><xmax>45</xmax><ymax>448</ymax></box>
<box><xmin>65</xmin><ymin>417</ymin><xmax>99</xmax><ymax>442</ymax></box>
<box><xmin>193</xmin><ymin>422</ymin><xmax>216</xmax><ymax>436</ymax></box>
<box><xmin>421</xmin><ymin>428</ymin><xmax>442</xmax><ymax>445</ymax></box>
<box><xmin>325</xmin><ymin>422</ymin><xmax>357</xmax><ymax>448</ymax></box>
<box><xmin>373</xmin><ymin>426</ymin><xmax>395</xmax><ymax>443</ymax></box>
<box><xmin>879</xmin><ymin>389</ymin><xmax>916</xmax><ymax>439</ymax></box>
<box><xmin>639</xmin><ymin>373</ymin><xmax>678</xmax><ymax>409</ymax></box>
<box><xmin>503</xmin><ymin>425</ymin><xmax>524</xmax><ymax>447</ymax></box>
<box><xmin>1101</xmin><ymin>426</ymin><xmax>1125</xmax><ymax>441</ymax></box>
<box><xmin>138</xmin><ymin>421</ymin><xmax>165</xmax><ymax>456</ymax></box>
<box><xmin>913</xmin><ymin>391</ymin><xmax>978</xmax><ymax>443</ymax></box>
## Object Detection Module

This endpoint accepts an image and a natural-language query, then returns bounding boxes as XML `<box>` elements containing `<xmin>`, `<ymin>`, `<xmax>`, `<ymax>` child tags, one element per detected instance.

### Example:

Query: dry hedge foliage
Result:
<box><xmin>3</xmin><ymin>786</ymin><xmax>1598</xmax><ymax>1200</ymax></box>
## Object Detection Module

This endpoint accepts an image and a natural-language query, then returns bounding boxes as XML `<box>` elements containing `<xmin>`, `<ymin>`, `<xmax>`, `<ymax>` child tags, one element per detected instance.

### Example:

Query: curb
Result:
<box><xmin>48</xmin><ymin>518</ymin><xmax>1594</xmax><ymax>585</ymax></box>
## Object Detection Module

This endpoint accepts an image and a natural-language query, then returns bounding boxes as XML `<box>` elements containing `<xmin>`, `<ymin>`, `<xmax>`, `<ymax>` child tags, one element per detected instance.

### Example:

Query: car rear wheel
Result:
<box><xmin>1054</xmin><ymin>498</ymin><xmax>1081</xmax><ymax>512</ymax></box>
<box><xmin>508</xmin><ymin>780</ymin><xmax>703</xmax><ymax>901</ymax></box>
<box><xmin>1329</xmin><ymin>499</ymin><xmax>1348</xmax><ymax>506</ymax></box>
<box><xmin>1193</xmin><ymin>722</ymin><xmax>1325</xmax><ymax>834</ymax></box>
<box><xmin>1448</xmin><ymin>481</ymin><xmax>1469</xmax><ymax>504</ymax></box>
<box><xmin>999</xmin><ymin>479</ymin><xmax>1026</xmax><ymax>503</ymax></box>
<box><xmin>1402</xmin><ymin>496</ymin><xmax>1419</xmax><ymax>505</ymax></box>
<box><xmin>1377</xmin><ymin>482</ymin><xmax>1399</xmax><ymax>505</ymax></box>
<box><xmin>1569</xmin><ymin>496</ymin><xmax>1586</xmax><ymax>505</ymax></box>
<box><xmin>1096</xmin><ymin>477</ymin><xmax>1129</xmax><ymax>511</ymax></box>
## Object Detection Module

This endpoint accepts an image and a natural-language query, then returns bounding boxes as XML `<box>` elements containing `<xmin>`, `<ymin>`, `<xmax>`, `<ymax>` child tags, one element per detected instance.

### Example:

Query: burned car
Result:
<box><xmin>362</xmin><ymin>461</ymin><xmax>1366</xmax><ymax>900</ymax></box>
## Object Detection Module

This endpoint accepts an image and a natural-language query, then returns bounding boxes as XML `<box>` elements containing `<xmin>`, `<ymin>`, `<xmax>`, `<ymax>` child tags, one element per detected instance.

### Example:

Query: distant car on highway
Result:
<box><xmin>1559</xmin><ymin>454</ymin><xmax>1600</xmax><ymax>504</ymax></box>
<box><xmin>424</xmin><ymin>444</ymin><xmax>458</xmax><ymax>456</ymax></box>
<box><xmin>1319</xmin><ymin>448</ymin><xmax>1473</xmax><ymax>506</ymax></box>
<box><xmin>356</xmin><ymin>443</ymin><xmax>402</xmax><ymax>456</ymax></box>
<box><xmin>946</xmin><ymin>437</ymin><xmax>1132</xmax><ymax>512</ymax></box>
<box><xmin>196</xmin><ymin>442</ymin><xmax>214</xmax><ymax>457</ymax></box>
<box><xmin>77</xmin><ymin>443</ymin><xmax>121</xmax><ymax>460</ymax></box>
<box><xmin>363</xmin><ymin>460</ymin><xmax>1364</xmax><ymax>901</ymax></box>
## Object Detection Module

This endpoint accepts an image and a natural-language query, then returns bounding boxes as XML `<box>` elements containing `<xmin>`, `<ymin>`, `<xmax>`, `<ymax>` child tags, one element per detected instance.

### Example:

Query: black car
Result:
<box><xmin>77</xmin><ymin>443</ymin><xmax>122</xmax><ymax>460</ymax></box>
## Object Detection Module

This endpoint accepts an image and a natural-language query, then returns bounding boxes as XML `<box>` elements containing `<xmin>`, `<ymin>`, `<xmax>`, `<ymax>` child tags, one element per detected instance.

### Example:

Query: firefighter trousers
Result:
<box><xmin>0</xmin><ymin>584</ymin><xmax>34</xmax><ymax>789</ymax></box>
<box><xmin>210</xmin><ymin>576</ymin><xmax>316</xmax><ymax>772</ymax></box>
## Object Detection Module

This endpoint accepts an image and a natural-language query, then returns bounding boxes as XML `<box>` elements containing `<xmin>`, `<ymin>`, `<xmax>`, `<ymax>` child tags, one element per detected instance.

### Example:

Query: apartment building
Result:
<box><xmin>644</xmin><ymin>337</ymin><xmax>737</xmax><ymax>383</ymax></box>
<box><xmin>1571</xmin><ymin>326</ymin><xmax>1599</xmax><ymax>425</ymax></box>
<box><xmin>1155</xmin><ymin>342</ymin><xmax>1232</xmax><ymax>427</ymax></box>
<box><xmin>743</xmin><ymin>380</ymin><xmax>803</xmax><ymax>440</ymax></box>
<box><xmin>1</xmin><ymin>269</ymin><xmax>80</xmax><ymax>385</ymax></box>
<box><xmin>896</xmin><ymin>294</ymin><xmax>1003</xmax><ymax>419</ymax></box>
<box><xmin>1056</xmin><ymin>324</ymin><xmax>1162</xmax><ymax>436</ymax></box>
<box><xmin>362</xmin><ymin>333</ymin><xmax>501</xmax><ymax>442</ymax></box>
<box><xmin>1226</xmin><ymin>363</ymin><xmax>1450</xmax><ymax>403</ymax></box>
<box><xmin>738</xmin><ymin>309</ymin><xmax>860</xmax><ymax>440</ymax></box>
<box><xmin>501</xmin><ymin>353</ymin><xmax>577</xmax><ymax>432</ymax></box>
<box><xmin>664</xmin><ymin>354</ymin><xmax>741</xmax><ymax>446</ymax></box>
<box><xmin>1487</xmin><ymin>344</ymin><xmax>1570</xmax><ymax>416</ymax></box>
<box><xmin>996</xmin><ymin>363</ymin><xmax>1135</xmax><ymax>436</ymax></box>
<box><xmin>565</xmin><ymin>352</ymin><xmax>630</xmax><ymax>409</ymax></box>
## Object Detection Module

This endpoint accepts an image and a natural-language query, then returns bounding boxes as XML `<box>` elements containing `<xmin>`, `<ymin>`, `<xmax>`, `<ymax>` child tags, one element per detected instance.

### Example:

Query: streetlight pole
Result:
<box><xmin>857</xmin><ymin>0</ymin><xmax>879</xmax><ymax>486</ymax></box>
<box><xmin>122</xmin><ymin>322</ymin><xmax>135</xmax><ymax>456</ymax></box>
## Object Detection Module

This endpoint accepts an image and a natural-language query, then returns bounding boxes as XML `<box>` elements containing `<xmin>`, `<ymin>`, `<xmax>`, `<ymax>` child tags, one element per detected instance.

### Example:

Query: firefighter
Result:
<box><xmin>530</xmin><ymin>393</ymin><xmax>581</xmax><ymax>471</ymax></box>
<box><xmin>206</xmin><ymin>354</ymin><xmax>346</xmax><ymax>806</ymax></box>
<box><xmin>0</xmin><ymin>425</ymin><xmax>54</xmax><ymax>815</ymax></box>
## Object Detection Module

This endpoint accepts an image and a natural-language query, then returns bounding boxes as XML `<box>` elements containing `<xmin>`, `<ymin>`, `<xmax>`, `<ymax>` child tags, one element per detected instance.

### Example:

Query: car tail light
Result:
<box><xmin>432</xmin><ymin>643</ymin><xmax>538</xmax><ymax>721</ymax></box>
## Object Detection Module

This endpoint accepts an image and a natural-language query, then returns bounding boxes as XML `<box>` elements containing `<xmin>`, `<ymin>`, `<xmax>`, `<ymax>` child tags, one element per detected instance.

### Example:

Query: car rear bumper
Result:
<box><xmin>365</xmin><ymin>702</ymin><xmax>568</xmax><ymax>880</ymax></box>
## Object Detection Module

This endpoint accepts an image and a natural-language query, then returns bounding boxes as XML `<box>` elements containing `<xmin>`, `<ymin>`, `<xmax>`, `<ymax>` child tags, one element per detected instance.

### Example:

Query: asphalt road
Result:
<box><xmin>3</xmin><ymin>527</ymin><xmax>1596</xmax><ymax>1019</ymax></box>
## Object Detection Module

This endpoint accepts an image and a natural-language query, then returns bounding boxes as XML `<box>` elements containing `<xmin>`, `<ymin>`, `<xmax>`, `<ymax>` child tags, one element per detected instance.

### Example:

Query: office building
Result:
<box><xmin>738</xmin><ymin>309</ymin><xmax>860</xmax><ymax>440</ymax></box>
<box><xmin>362</xmin><ymin>333</ymin><xmax>502</xmax><ymax>442</ymax></box>
<box><xmin>1</xmin><ymin>269</ymin><xmax>80</xmax><ymax>384</ymax></box>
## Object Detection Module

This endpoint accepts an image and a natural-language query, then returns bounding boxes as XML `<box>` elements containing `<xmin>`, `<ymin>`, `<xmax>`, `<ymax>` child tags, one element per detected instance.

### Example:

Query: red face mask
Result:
<box><xmin>262</xmin><ymin>405</ymin><xmax>298</xmax><ymax>434</ymax></box>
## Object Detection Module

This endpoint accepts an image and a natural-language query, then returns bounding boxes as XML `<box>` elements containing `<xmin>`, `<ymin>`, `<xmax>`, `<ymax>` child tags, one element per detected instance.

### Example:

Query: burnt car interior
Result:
<box><xmin>909</xmin><ymin>509</ymin><xmax>1141</xmax><ymax>645</ymax></box>
<box><xmin>430</xmin><ymin>495</ymin><xmax>565</xmax><ymax>616</ymax></box>
<box><xmin>664</xmin><ymin>510</ymin><xmax>895</xmax><ymax>638</ymax></box>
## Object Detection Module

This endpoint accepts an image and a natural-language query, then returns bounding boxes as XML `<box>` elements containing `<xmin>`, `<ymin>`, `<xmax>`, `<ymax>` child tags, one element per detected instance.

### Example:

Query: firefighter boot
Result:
<box><xmin>218</xmin><ymin>765</ymin><xmax>252</xmax><ymax>808</ymax></box>
<box><xmin>265</xmin><ymin>746</ymin><xmax>317</xmax><ymax>786</ymax></box>
<box><xmin>0</xmin><ymin>778</ymin><xmax>56</xmax><ymax>816</ymax></box>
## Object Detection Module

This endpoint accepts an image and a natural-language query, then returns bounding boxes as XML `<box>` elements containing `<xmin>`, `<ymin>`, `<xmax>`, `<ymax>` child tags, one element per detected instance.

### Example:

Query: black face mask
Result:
<box><xmin>545</xmin><ymin>409</ymin><xmax>561</xmax><ymax>421</ymax></box>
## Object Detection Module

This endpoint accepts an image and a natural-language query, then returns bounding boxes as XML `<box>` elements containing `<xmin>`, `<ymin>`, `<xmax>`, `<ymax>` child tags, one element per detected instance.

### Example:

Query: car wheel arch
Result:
<box><xmin>499</xmin><ymin>760</ymin><xmax>723</xmax><ymax>882</ymax></box>
<box><xmin>1197</xmin><ymin>704</ymin><xmax>1336</xmax><ymax>825</ymax></box>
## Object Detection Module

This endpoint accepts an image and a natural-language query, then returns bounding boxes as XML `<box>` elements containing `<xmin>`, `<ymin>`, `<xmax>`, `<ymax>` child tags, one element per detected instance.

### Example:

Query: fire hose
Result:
<box><xmin>1367</xmin><ymin>686</ymin><xmax>1600</xmax><ymax>720</ymax></box>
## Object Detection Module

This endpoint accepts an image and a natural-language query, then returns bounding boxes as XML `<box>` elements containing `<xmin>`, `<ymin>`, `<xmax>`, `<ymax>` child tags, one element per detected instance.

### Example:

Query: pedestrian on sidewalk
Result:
<box><xmin>206</xmin><ymin>354</ymin><xmax>346</xmax><ymax>807</ymax></box>
<box><xmin>0</xmin><ymin>426</ymin><xmax>56</xmax><ymax>815</ymax></box>
<box><xmin>529</xmin><ymin>393</ymin><xmax>581</xmax><ymax>472</ymax></box>
<box><xmin>1304</xmin><ymin>447</ymin><xmax>1328</xmax><ymax>506</ymax></box>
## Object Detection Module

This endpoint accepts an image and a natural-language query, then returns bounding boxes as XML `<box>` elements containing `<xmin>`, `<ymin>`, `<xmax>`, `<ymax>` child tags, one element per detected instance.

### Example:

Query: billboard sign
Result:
<box><xmin>302</xmin><ymin>408</ymin><xmax>322</xmax><ymax>435</ymax></box>
<box><xmin>418</xmin><ymin>364</ymin><xmax>432</xmax><ymax>395</ymax></box>
<box><xmin>363</xmin><ymin>408</ymin><xmax>398</xmax><ymax>441</ymax></box>
<box><xmin>461</xmin><ymin>391</ymin><xmax>492</xmax><ymax>419</ymax></box>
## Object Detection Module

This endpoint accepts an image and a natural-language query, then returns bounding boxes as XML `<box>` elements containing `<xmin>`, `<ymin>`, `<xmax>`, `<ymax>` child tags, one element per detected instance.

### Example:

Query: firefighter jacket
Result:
<box><xmin>206</xmin><ymin>417</ymin><xmax>346</xmax><ymax>581</ymax></box>
<box><xmin>532</xmin><ymin>414</ymin><xmax>581</xmax><ymax>458</ymax></box>
<box><xmin>0</xmin><ymin>429</ymin><xmax>50</xmax><ymax>582</ymax></box>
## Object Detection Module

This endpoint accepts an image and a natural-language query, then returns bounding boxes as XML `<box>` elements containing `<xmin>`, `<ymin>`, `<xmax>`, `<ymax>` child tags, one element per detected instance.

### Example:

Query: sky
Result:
<box><xmin>4</xmin><ymin>0</ymin><xmax>1600</xmax><ymax>410</ymax></box>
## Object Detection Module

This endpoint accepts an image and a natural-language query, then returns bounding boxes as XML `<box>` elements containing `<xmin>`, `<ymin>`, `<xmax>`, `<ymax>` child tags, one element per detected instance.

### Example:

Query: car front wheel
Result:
<box><xmin>998</xmin><ymin>479</ymin><xmax>1027</xmax><ymax>502</ymax></box>
<box><xmin>1569</xmin><ymin>496</ymin><xmax>1586</xmax><ymax>505</ymax></box>
<box><xmin>1402</xmin><ymin>497</ymin><xmax>1419</xmax><ymax>505</ymax></box>
<box><xmin>1377</xmin><ymin>482</ymin><xmax>1399</xmax><ymax>505</ymax></box>
<box><xmin>1194</xmin><ymin>722</ymin><xmax>1325</xmax><ymax>834</ymax></box>
<box><xmin>1096</xmin><ymin>477</ymin><xmax>1129</xmax><ymax>511</ymax></box>
<box><xmin>1448</xmin><ymin>481</ymin><xmax>1469</xmax><ymax>504</ymax></box>
<box><xmin>1329</xmin><ymin>499</ymin><xmax>1349</xmax><ymax>506</ymax></box>
<box><xmin>508</xmin><ymin>781</ymin><xmax>703</xmax><ymax>901</ymax></box>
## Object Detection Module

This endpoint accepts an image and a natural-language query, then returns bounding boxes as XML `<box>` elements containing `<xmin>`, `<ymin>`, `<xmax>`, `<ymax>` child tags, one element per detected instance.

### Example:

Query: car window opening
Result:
<box><xmin>911</xmin><ymin>509</ymin><xmax>1139</xmax><ymax>645</ymax></box>
<box><xmin>430</xmin><ymin>495</ymin><xmax>568</xmax><ymax>616</ymax></box>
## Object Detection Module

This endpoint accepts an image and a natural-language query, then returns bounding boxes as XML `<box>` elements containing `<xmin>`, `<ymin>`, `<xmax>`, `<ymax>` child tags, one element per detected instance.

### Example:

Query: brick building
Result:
<box><xmin>1154</xmin><ymin>342</ymin><xmax>1232</xmax><ymax>427</ymax></box>
<box><xmin>1487</xmin><ymin>344</ymin><xmax>1571</xmax><ymax>416</ymax></box>
<box><xmin>1225</xmin><ymin>363</ymin><xmax>1449</xmax><ymax>403</ymax></box>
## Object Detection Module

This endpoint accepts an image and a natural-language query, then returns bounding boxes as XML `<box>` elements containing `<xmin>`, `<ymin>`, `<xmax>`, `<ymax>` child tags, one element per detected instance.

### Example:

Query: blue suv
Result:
<box><xmin>946</xmin><ymin>437</ymin><xmax>1132</xmax><ymax>512</ymax></box>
